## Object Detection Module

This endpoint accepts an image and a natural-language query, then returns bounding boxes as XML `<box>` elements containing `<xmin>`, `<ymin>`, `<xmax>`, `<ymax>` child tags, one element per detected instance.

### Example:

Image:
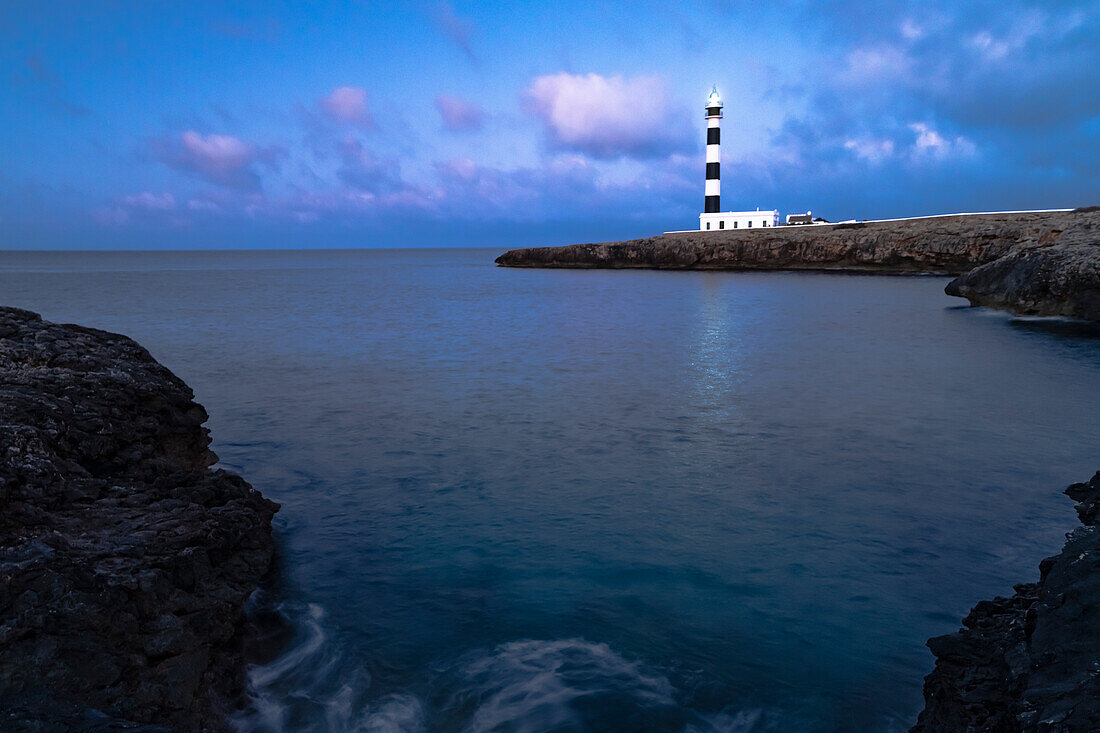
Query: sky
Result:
<box><xmin>2</xmin><ymin>0</ymin><xmax>1099</xmax><ymax>249</ymax></box>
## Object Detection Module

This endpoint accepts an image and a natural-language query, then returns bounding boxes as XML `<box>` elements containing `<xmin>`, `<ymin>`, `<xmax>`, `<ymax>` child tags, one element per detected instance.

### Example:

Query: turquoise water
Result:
<box><xmin>2</xmin><ymin>248</ymin><xmax>1099</xmax><ymax>731</ymax></box>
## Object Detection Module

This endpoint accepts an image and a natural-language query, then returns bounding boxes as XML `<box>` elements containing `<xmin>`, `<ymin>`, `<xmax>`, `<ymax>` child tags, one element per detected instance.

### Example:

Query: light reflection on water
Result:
<box><xmin>2</xmin><ymin>248</ymin><xmax>1099</xmax><ymax>731</ymax></box>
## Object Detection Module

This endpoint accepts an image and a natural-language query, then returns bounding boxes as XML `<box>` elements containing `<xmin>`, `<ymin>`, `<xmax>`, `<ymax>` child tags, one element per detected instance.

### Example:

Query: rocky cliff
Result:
<box><xmin>911</xmin><ymin>471</ymin><xmax>1100</xmax><ymax>732</ymax></box>
<box><xmin>496</xmin><ymin>210</ymin><xmax>1092</xmax><ymax>275</ymax></box>
<box><xmin>0</xmin><ymin>307</ymin><xmax>278</xmax><ymax>730</ymax></box>
<box><xmin>945</xmin><ymin>211</ymin><xmax>1100</xmax><ymax>321</ymax></box>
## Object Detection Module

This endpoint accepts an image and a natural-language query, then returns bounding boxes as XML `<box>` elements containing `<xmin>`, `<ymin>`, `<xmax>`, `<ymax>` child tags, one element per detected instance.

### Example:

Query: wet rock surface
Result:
<box><xmin>912</xmin><ymin>471</ymin><xmax>1100</xmax><ymax>732</ymax></box>
<box><xmin>496</xmin><ymin>210</ymin><xmax>1095</xmax><ymax>275</ymax></box>
<box><xmin>0</xmin><ymin>307</ymin><xmax>278</xmax><ymax>731</ymax></box>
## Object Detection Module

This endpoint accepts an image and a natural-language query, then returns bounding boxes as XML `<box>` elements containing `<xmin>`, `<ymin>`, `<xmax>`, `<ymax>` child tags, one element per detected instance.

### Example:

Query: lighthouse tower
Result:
<box><xmin>698</xmin><ymin>85</ymin><xmax>779</xmax><ymax>231</ymax></box>
<box><xmin>704</xmin><ymin>85</ymin><xmax>722</xmax><ymax>214</ymax></box>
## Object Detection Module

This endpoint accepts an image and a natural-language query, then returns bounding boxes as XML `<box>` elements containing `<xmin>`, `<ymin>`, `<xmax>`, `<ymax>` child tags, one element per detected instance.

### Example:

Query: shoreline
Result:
<box><xmin>496</xmin><ymin>208</ymin><xmax>1100</xmax><ymax>322</ymax></box>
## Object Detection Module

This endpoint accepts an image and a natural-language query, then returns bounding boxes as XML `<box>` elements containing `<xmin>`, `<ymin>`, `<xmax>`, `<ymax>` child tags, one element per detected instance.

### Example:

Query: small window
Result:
<box><xmin>719</xmin><ymin>220</ymin><xmax>725</xmax><ymax>229</ymax></box>
<box><xmin>748</xmin><ymin>221</ymin><xmax>752</xmax><ymax>228</ymax></box>
<box><xmin>733</xmin><ymin>221</ymin><xmax>738</xmax><ymax>228</ymax></box>
<box><xmin>705</xmin><ymin>222</ymin><xmax>710</xmax><ymax>230</ymax></box>
<box><xmin>762</xmin><ymin>221</ymin><xmax>767</xmax><ymax>227</ymax></box>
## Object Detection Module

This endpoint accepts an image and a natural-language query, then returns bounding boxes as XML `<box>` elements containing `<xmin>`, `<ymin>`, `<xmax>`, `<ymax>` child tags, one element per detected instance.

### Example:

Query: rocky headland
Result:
<box><xmin>945</xmin><ymin>210</ymin><xmax>1100</xmax><ymax>322</ymax></box>
<box><xmin>496</xmin><ymin>208</ymin><xmax>1100</xmax><ymax>321</ymax></box>
<box><xmin>0</xmin><ymin>307</ymin><xmax>278</xmax><ymax>730</ymax></box>
<box><xmin>912</xmin><ymin>471</ymin><xmax>1100</xmax><ymax>732</ymax></box>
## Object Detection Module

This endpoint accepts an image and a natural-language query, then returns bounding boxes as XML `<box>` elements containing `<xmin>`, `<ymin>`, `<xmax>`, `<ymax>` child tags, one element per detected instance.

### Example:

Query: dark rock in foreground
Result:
<box><xmin>945</xmin><ymin>217</ymin><xmax>1100</xmax><ymax>321</ymax></box>
<box><xmin>0</xmin><ymin>307</ymin><xmax>278</xmax><ymax>730</ymax></box>
<box><xmin>496</xmin><ymin>210</ymin><xmax>1095</xmax><ymax>275</ymax></box>
<box><xmin>912</xmin><ymin>471</ymin><xmax>1100</xmax><ymax>732</ymax></box>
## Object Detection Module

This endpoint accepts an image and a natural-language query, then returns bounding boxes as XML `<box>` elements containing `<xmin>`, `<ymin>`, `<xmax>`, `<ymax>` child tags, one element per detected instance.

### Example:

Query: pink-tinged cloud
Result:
<box><xmin>524</xmin><ymin>73</ymin><xmax>691</xmax><ymax>159</ymax></box>
<box><xmin>154</xmin><ymin>131</ymin><xmax>280</xmax><ymax>190</ymax></box>
<box><xmin>430</xmin><ymin>153</ymin><xmax>673</xmax><ymax>218</ymax></box>
<box><xmin>320</xmin><ymin>86</ymin><xmax>374</xmax><ymax>127</ymax></box>
<box><xmin>435</xmin><ymin>94</ymin><xmax>484</xmax><ymax>132</ymax></box>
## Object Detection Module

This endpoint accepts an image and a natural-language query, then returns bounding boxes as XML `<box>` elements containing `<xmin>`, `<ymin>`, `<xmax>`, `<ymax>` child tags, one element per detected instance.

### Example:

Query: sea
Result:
<box><xmin>2</xmin><ymin>247</ymin><xmax>1099</xmax><ymax>732</ymax></box>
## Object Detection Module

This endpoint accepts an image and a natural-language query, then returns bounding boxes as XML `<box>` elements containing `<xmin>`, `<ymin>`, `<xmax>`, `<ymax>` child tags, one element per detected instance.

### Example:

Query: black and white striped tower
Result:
<box><xmin>704</xmin><ymin>85</ymin><xmax>723</xmax><ymax>214</ymax></box>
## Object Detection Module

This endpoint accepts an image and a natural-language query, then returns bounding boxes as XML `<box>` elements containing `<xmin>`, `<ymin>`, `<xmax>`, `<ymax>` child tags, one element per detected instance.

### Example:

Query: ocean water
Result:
<box><xmin>2</xmin><ymin>247</ymin><xmax>1100</xmax><ymax>732</ymax></box>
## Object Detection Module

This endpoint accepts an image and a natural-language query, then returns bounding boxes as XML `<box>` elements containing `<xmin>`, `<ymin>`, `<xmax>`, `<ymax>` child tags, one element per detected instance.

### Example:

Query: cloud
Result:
<box><xmin>94</xmin><ymin>191</ymin><xmax>178</xmax><ymax>226</ymax></box>
<box><xmin>524</xmin><ymin>73</ymin><xmax>692</xmax><ymax>159</ymax></box>
<box><xmin>840</xmin><ymin>45</ymin><xmax>913</xmax><ymax>87</ymax></box>
<box><xmin>826</xmin><ymin>5</ymin><xmax>1100</xmax><ymax>132</ymax></box>
<box><xmin>899</xmin><ymin>19</ymin><xmax>925</xmax><ymax>41</ymax></box>
<box><xmin>768</xmin><ymin>0</ymin><xmax>1100</xmax><ymax>205</ymax></box>
<box><xmin>909</xmin><ymin>122</ymin><xmax>976</xmax><ymax>159</ymax></box>
<box><xmin>435</xmin><ymin>94</ymin><xmax>484</xmax><ymax>132</ymax></box>
<box><xmin>154</xmin><ymin>131</ymin><xmax>281</xmax><ymax>190</ymax></box>
<box><xmin>319</xmin><ymin>86</ymin><xmax>374</xmax><ymax>127</ymax></box>
<box><xmin>432</xmin><ymin>1</ymin><xmax>476</xmax><ymax>61</ymax></box>
<box><xmin>843</xmin><ymin>137</ymin><xmax>896</xmax><ymax>164</ymax></box>
<box><xmin>910</xmin><ymin>123</ymin><xmax>947</xmax><ymax>152</ymax></box>
<box><xmin>426</xmin><ymin>152</ymin><xmax>699</xmax><ymax>226</ymax></box>
<box><xmin>968</xmin><ymin>31</ymin><xmax>1009</xmax><ymax>61</ymax></box>
<box><xmin>438</xmin><ymin>157</ymin><xmax>477</xmax><ymax>181</ymax></box>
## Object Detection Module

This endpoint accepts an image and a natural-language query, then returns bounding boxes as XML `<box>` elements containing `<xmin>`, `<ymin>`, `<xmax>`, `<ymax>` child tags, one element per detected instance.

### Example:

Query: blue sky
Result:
<box><xmin>2</xmin><ymin>1</ymin><xmax>1098</xmax><ymax>249</ymax></box>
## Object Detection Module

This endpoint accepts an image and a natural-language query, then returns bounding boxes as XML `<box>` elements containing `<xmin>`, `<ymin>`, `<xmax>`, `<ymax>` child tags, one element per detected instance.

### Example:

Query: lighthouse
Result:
<box><xmin>698</xmin><ymin>86</ymin><xmax>779</xmax><ymax>232</ymax></box>
<box><xmin>704</xmin><ymin>85</ymin><xmax>722</xmax><ymax>214</ymax></box>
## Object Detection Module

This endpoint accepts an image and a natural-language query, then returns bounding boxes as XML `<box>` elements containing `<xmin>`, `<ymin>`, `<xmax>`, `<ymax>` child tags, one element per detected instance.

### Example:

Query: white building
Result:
<box><xmin>698</xmin><ymin>86</ymin><xmax>779</xmax><ymax>232</ymax></box>
<box><xmin>700</xmin><ymin>209</ymin><xmax>780</xmax><ymax>231</ymax></box>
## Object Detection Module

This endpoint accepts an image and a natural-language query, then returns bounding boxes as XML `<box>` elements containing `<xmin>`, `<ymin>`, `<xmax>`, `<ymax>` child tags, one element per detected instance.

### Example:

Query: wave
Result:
<box><xmin>230</xmin><ymin>597</ymin><xmax>425</xmax><ymax>733</ymax></box>
<box><xmin>232</xmin><ymin>599</ymin><xmax>797</xmax><ymax>732</ymax></box>
<box><xmin>434</xmin><ymin>638</ymin><xmax>676</xmax><ymax>732</ymax></box>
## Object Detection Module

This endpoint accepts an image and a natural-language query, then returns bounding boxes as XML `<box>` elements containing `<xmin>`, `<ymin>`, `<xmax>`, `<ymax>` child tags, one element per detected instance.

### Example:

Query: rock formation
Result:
<box><xmin>945</xmin><ymin>212</ymin><xmax>1100</xmax><ymax>321</ymax></box>
<box><xmin>496</xmin><ymin>210</ymin><xmax>1093</xmax><ymax>275</ymax></box>
<box><xmin>911</xmin><ymin>471</ymin><xmax>1100</xmax><ymax>732</ymax></box>
<box><xmin>496</xmin><ymin>209</ymin><xmax>1100</xmax><ymax>322</ymax></box>
<box><xmin>0</xmin><ymin>307</ymin><xmax>278</xmax><ymax>730</ymax></box>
